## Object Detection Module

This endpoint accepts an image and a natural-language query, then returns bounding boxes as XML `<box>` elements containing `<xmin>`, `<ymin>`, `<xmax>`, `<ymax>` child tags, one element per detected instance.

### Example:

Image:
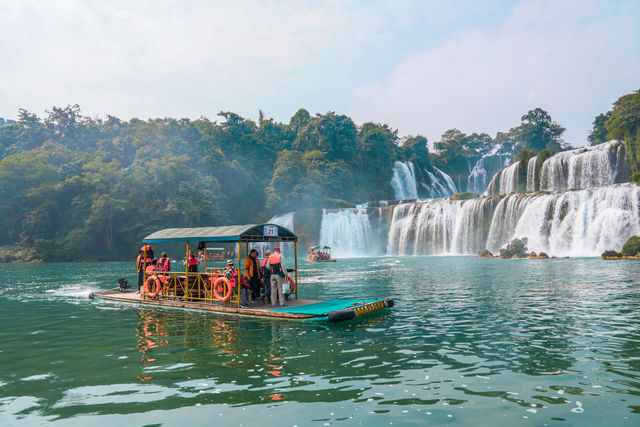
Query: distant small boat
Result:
<box><xmin>307</xmin><ymin>245</ymin><xmax>337</xmax><ymax>262</ymax></box>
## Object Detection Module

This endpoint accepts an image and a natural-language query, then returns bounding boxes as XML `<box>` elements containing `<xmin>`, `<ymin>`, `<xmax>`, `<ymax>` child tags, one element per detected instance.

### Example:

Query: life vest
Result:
<box><xmin>160</xmin><ymin>257</ymin><xmax>171</xmax><ymax>272</ymax></box>
<box><xmin>188</xmin><ymin>256</ymin><xmax>199</xmax><ymax>266</ymax></box>
<box><xmin>268</xmin><ymin>253</ymin><xmax>284</xmax><ymax>276</ymax></box>
<box><xmin>145</xmin><ymin>265</ymin><xmax>157</xmax><ymax>274</ymax></box>
<box><xmin>261</xmin><ymin>257</ymin><xmax>271</xmax><ymax>276</ymax></box>
<box><xmin>141</xmin><ymin>245</ymin><xmax>154</xmax><ymax>263</ymax></box>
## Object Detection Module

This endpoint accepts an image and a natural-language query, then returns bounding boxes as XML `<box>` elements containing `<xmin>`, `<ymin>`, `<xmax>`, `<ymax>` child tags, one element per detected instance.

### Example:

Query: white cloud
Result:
<box><xmin>0</xmin><ymin>0</ymin><xmax>637</xmax><ymax>146</ymax></box>
<box><xmin>349</xmin><ymin>0</ymin><xmax>640</xmax><ymax>146</ymax></box>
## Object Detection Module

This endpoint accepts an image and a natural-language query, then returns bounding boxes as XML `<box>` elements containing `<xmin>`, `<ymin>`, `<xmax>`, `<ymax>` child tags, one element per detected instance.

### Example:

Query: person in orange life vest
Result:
<box><xmin>136</xmin><ymin>250</ymin><xmax>144</xmax><ymax>292</ymax></box>
<box><xmin>136</xmin><ymin>244</ymin><xmax>154</xmax><ymax>292</ymax></box>
<box><xmin>269</xmin><ymin>247</ymin><xmax>287</xmax><ymax>307</ymax></box>
<box><xmin>260</xmin><ymin>249</ymin><xmax>272</xmax><ymax>304</ymax></box>
<box><xmin>244</xmin><ymin>249</ymin><xmax>262</xmax><ymax>303</ymax></box>
<box><xmin>223</xmin><ymin>260</ymin><xmax>238</xmax><ymax>286</ymax></box>
<box><xmin>159</xmin><ymin>252</ymin><xmax>171</xmax><ymax>272</ymax></box>
<box><xmin>187</xmin><ymin>250</ymin><xmax>199</xmax><ymax>272</ymax></box>
<box><xmin>145</xmin><ymin>259</ymin><xmax>168</xmax><ymax>287</ymax></box>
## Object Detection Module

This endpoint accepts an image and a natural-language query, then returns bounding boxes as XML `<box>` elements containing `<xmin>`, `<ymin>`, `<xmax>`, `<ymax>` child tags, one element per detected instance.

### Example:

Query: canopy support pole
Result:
<box><xmin>237</xmin><ymin>241</ymin><xmax>242</xmax><ymax>308</ymax></box>
<box><xmin>185</xmin><ymin>242</ymin><xmax>190</xmax><ymax>301</ymax></box>
<box><xmin>294</xmin><ymin>240</ymin><xmax>298</xmax><ymax>299</ymax></box>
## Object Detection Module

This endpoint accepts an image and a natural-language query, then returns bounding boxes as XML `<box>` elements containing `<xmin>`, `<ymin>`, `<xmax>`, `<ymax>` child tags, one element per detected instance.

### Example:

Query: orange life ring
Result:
<box><xmin>213</xmin><ymin>276</ymin><xmax>233</xmax><ymax>302</ymax></box>
<box><xmin>144</xmin><ymin>275</ymin><xmax>162</xmax><ymax>298</ymax></box>
<box><xmin>286</xmin><ymin>274</ymin><xmax>296</xmax><ymax>294</ymax></box>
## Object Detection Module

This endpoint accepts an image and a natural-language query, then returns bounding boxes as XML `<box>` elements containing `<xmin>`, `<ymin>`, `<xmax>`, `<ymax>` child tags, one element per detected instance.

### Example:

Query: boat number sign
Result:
<box><xmin>263</xmin><ymin>225</ymin><xmax>278</xmax><ymax>237</ymax></box>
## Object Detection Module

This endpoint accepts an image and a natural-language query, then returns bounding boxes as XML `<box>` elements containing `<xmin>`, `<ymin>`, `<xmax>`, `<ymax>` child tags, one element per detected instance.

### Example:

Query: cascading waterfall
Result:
<box><xmin>423</xmin><ymin>167</ymin><xmax>458</xmax><ymax>199</ymax></box>
<box><xmin>320</xmin><ymin>183</ymin><xmax>640</xmax><ymax>258</ymax></box>
<box><xmin>391</xmin><ymin>161</ymin><xmax>418</xmax><ymax>200</ymax></box>
<box><xmin>539</xmin><ymin>142</ymin><xmax>618</xmax><ymax>191</ymax></box>
<box><xmin>386</xmin><ymin>200</ymin><xmax>461</xmax><ymax>255</ymax></box>
<box><xmin>318</xmin><ymin>208</ymin><xmax>373</xmax><ymax>257</ymax></box>
<box><xmin>485</xmin><ymin>161</ymin><xmax>521</xmax><ymax>196</ymax></box>
<box><xmin>468</xmin><ymin>158</ymin><xmax>488</xmax><ymax>194</ymax></box>
<box><xmin>391</xmin><ymin>161</ymin><xmax>458</xmax><ymax>200</ymax></box>
<box><xmin>487</xmin><ymin>183</ymin><xmax>640</xmax><ymax>256</ymax></box>
<box><xmin>526</xmin><ymin>156</ymin><xmax>537</xmax><ymax>192</ymax></box>
<box><xmin>316</xmin><ymin>141</ymin><xmax>636</xmax><ymax>258</ymax></box>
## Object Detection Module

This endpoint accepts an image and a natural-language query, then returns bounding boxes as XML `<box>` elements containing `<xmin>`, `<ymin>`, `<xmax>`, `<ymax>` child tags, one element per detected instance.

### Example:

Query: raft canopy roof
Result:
<box><xmin>143</xmin><ymin>224</ymin><xmax>296</xmax><ymax>243</ymax></box>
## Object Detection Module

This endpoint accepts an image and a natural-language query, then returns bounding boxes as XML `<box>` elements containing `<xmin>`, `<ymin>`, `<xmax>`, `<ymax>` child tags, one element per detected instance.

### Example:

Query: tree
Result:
<box><xmin>516</xmin><ymin>108</ymin><xmax>565</xmax><ymax>152</ymax></box>
<box><xmin>588</xmin><ymin>111</ymin><xmax>611</xmax><ymax>146</ymax></box>
<box><xmin>292</xmin><ymin>112</ymin><xmax>358</xmax><ymax>163</ymax></box>
<box><xmin>606</xmin><ymin>89</ymin><xmax>640</xmax><ymax>173</ymax></box>
<box><xmin>401</xmin><ymin>135</ymin><xmax>430</xmax><ymax>164</ymax></box>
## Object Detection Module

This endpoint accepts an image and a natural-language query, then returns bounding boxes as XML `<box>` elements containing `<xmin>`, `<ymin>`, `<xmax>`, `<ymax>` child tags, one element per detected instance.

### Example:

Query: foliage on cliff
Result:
<box><xmin>0</xmin><ymin>106</ymin><xmax>400</xmax><ymax>260</ymax></box>
<box><xmin>606</xmin><ymin>89</ymin><xmax>640</xmax><ymax>174</ymax></box>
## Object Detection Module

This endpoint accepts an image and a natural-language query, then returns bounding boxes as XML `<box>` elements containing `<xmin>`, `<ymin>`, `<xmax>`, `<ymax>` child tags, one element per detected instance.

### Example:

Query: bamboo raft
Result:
<box><xmin>91</xmin><ymin>223</ymin><xmax>394</xmax><ymax>323</ymax></box>
<box><xmin>91</xmin><ymin>288</ymin><xmax>392</xmax><ymax>322</ymax></box>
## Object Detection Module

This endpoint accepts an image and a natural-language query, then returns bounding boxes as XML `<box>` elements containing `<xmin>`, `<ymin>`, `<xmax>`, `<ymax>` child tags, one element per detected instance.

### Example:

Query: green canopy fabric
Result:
<box><xmin>143</xmin><ymin>224</ymin><xmax>296</xmax><ymax>243</ymax></box>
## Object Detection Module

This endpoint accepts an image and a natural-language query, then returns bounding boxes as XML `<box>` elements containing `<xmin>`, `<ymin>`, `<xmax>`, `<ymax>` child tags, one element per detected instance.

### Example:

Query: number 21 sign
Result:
<box><xmin>263</xmin><ymin>225</ymin><xmax>278</xmax><ymax>237</ymax></box>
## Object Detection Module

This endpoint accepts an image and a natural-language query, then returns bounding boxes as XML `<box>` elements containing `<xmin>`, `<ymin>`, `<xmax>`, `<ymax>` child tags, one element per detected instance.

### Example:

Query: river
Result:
<box><xmin>0</xmin><ymin>257</ymin><xmax>639</xmax><ymax>425</ymax></box>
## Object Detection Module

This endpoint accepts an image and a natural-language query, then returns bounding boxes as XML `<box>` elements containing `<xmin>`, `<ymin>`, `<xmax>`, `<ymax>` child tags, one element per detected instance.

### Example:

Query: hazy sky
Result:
<box><xmin>1</xmin><ymin>0</ymin><xmax>639</xmax><ymax>146</ymax></box>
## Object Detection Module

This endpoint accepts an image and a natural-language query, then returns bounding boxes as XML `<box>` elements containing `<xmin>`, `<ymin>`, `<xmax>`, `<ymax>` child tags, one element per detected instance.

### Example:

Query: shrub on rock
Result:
<box><xmin>621</xmin><ymin>236</ymin><xmax>640</xmax><ymax>256</ymax></box>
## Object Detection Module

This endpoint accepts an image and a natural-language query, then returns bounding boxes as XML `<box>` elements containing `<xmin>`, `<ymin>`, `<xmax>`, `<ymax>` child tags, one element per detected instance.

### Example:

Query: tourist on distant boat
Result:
<box><xmin>260</xmin><ymin>250</ymin><xmax>272</xmax><ymax>304</ymax></box>
<box><xmin>187</xmin><ymin>250</ymin><xmax>199</xmax><ymax>272</ymax></box>
<box><xmin>159</xmin><ymin>252</ymin><xmax>171</xmax><ymax>272</ymax></box>
<box><xmin>244</xmin><ymin>249</ymin><xmax>262</xmax><ymax>303</ymax></box>
<box><xmin>269</xmin><ymin>247</ymin><xmax>286</xmax><ymax>307</ymax></box>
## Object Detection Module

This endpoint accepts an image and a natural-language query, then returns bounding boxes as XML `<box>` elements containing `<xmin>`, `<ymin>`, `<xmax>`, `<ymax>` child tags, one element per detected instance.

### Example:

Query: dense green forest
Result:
<box><xmin>0</xmin><ymin>89</ymin><xmax>637</xmax><ymax>261</ymax></box>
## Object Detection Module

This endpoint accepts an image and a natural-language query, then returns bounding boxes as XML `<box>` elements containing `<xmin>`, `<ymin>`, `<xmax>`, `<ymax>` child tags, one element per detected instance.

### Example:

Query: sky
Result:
<box><xmin>1</xmin><ymin>0</ymin><xmax>639</xmax><ymax>146</ymax></box>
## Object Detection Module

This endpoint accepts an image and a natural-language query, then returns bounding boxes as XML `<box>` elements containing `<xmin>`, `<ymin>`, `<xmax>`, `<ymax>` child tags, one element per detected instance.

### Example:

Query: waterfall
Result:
<box><xmin>422</xmin><ymin>167</ymin><xmax>458</xmax><ymax>199</ymax></box>
<box><xmin>391</xmin><ymin>161</ymin><xmax>418</xmax><ymax>200</ymax></box>
<box><xmin>526</xmin><ymin>156</ymin><xmax>538</xmax><ymax>192</ymax></box>
<box><xmin>314</xmin><ymin>183</ymin><xmax>640</xmax><ymax>258</ymax></box>
<box><xmin>451</xmin><ymin>198</ymin><xmax>495</xmax><ymax>254</ymax></box>
<box><xmin>434</xmin><ymin>167</ymin><xmax>458</xmax><ymax>196</ymax></box>
<box><xmin>468</xmin><ymin>158</ymin><xmax>488</xmax><ymax>194</ymax></box>
<box><xmin>318</xmin><ymin>208</ymin><xmax>373</xmax><ymax>257</ymax></box>
<box><xmin>487</xmin><ymin>183</ymin><xmax>640</xmax><ymax>256</ymax></box>
<box><xmin>539</xmin><ymin>141</ymin><xmax>619</xmax><ymax>191</ymax></box>
<box><xmin>485</xmin><ymin>161</ymin><xmax>521</xmax><ymax>196</ymax></box>
<box><xmin>386</xmin><ymin>199</ymin><xmax>461</xmax><ymax>255</ymax></box>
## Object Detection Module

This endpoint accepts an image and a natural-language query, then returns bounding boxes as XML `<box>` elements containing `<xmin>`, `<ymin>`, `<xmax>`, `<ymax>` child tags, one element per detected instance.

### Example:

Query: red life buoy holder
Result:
<box><xmin>144</xmin><ymin>275</ymin><xmax>162</xmax><ymax>298</ymax></box>
<box><xmin>286</xmin><ymin>274</ymin><xmax>296</xmax><ymax>294</ymax></box>
<box><xmin>213</xmin><ymin>276</ymin><xmax>233</xmax><ymax>302</ymax></box>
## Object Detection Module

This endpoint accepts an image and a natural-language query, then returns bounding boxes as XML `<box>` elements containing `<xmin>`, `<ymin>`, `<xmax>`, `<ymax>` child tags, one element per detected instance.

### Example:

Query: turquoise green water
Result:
<box><xmin>0</xmin><ymin>257</ymin><xmax>639</xmax><ymax>426</ymax></box>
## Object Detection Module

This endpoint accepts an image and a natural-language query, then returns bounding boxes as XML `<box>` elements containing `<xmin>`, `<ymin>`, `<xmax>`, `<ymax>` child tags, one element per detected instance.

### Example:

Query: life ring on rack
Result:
<box><xmin>285</xmin><ymin>274</ymin><xmax>296</xmax><ymax>294</ymax></box>
<box><xmin>144</xmin><ymin>275</ymin><xmax>162</xmax><ymax>298</ymax></box>
<box><xmin>213</xmin><ymin>276</ymin><xmax>233</xmax><ymax>302</ymax></box>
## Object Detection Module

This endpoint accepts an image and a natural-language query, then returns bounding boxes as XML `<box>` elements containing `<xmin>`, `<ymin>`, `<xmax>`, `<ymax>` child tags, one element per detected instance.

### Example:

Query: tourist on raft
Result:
<box><xmin>187</xmin><ymin>250</ymin><xmax>199</xmax><ymax>272</ymax></box>
<box><xmin>159</xmin><ymin>252</ymin><xmax>171</xmax><ymax>272</ymax></box>
<box><xmin>260</xmin><ymin>249</ymin><xmax>272</xmax><ymax>304</ymax></box>
<box><xmin>244</xmin><ymin>249</ymin><xmax>262</xmax><ymax>303</ymax></box>
<box><xmin>224</xmin><ymin>260</ymin><xmax>249</xmax><ymax>308</ymax></box>
<box><xmin>269</xmin><ymin>246</ymin><xmax>287</xmax><ymax>307</ymax></box>
<box><xmin>136</xmin><ymin>244</ymin><xmax>154</xmax><ymax>292</ymax></box>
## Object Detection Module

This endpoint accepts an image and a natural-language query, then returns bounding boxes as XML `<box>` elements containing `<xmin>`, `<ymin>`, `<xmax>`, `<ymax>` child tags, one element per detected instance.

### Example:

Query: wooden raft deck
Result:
<box><xmin>91</xmin><ymin>289</ymin><xmax>326</xmax><ymax>320</ymax></box>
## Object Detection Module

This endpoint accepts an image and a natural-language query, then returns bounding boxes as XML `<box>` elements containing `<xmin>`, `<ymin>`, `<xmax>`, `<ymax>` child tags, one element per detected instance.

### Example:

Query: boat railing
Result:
<box><xmin>142</xmin><ymin>270</ymin><xmax>240</xmax><ymax>305</ymax></box>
